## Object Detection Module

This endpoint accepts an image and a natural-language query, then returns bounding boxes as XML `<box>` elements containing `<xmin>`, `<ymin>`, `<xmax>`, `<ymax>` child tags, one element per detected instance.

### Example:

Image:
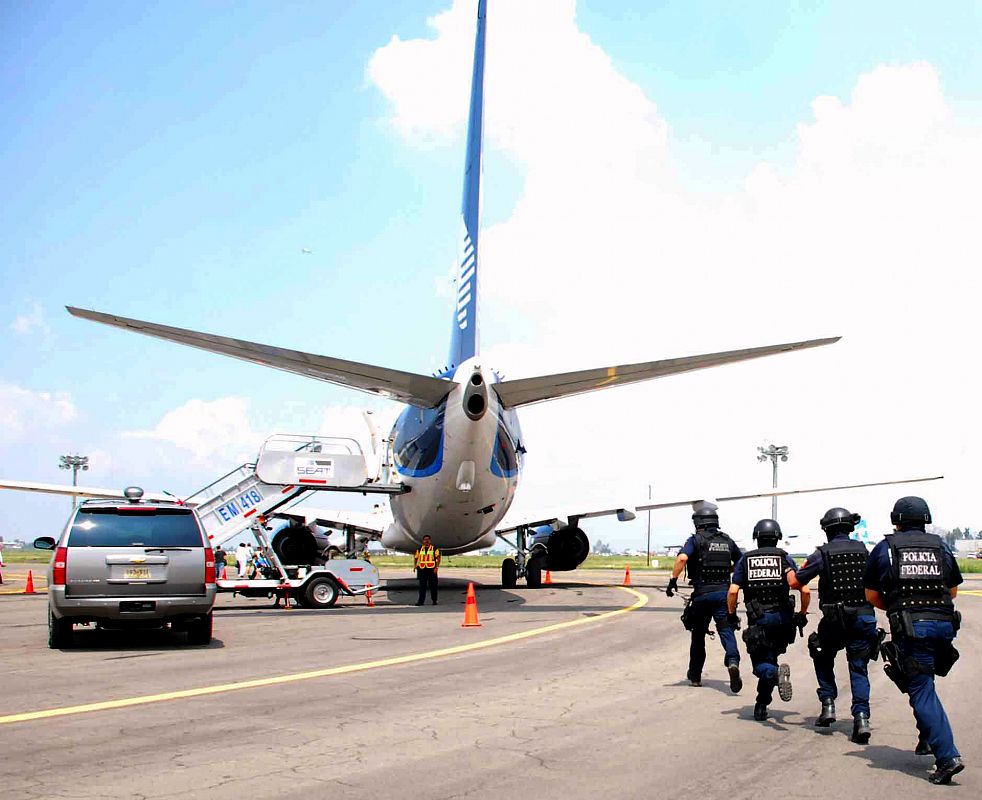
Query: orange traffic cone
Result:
<box><xmin>461</xmin><ymin>581</ymin><xmax>482</xmax><ymax>627</ymax></box>
<box><xmin>365</xmin><ymin>583</ymin><xmax>375</xmax><ymax>607</ymax></box>
<box><xmin>622</xmin><ymin>564</ymin><xmax>632</xmax><ymax>586</ymax></box>
<box><xmin>24</xmin><ymin>570</ymin><xmax>36</xmax><ymax>594</ymax></box>
<box><xmin>544</xmin><ymin>570</ymin><xmax>553</xmax><ymax>585</ymax></box>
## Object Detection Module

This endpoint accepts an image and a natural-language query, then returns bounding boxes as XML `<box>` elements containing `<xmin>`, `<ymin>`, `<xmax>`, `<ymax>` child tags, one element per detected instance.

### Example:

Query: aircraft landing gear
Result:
<box><xmin>501</xmin><ymin>557</ymin><xmax>517</xmax><ymax>589</ymax></box>
<box><xmin>498</xmin><ymin>526</ymin><xmax>545</xmax><ymax>588</ymax></box>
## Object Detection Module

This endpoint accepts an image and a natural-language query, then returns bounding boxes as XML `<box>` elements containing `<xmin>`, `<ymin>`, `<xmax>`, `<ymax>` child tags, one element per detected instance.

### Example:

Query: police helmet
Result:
<box><xmin>890</xmin><ymin>496</ymin><xmax>932</xmax><ymax>527</ymax></box>
<box><xmin>820</xmin><ymin>507</ymin><xmax>861</xmax><ymax>535</ymax></box>
<box><xmin>752</xmin><ymin>518</ymin><xmax>782</xmax><ymax>542</ymax></box>
<box><xmin>692</xmin><ymin>504</ymin><xmax>720</xmax><ymax>531</ymax></box>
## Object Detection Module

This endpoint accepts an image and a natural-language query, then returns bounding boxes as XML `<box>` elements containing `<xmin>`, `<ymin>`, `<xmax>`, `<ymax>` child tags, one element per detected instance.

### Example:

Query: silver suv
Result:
<box><xmin>34</xmin><ymin>487</ymin><xmax>217</xmax><ymax>648</ymax></box>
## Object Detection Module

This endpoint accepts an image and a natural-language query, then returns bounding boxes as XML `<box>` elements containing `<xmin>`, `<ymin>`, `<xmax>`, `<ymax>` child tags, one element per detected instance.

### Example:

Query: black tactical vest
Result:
<box><xmin>742</xmin><ymin>546</ymin><xmax>791</xmax><ymax>611</ymax></box>
<box><xmin>689</xmin><ymin>529</ymin><xmax>734</xmax><ymax>591</ymax></box>
<box><xmin>886</xmin><ymin>530</ymin><xmax>954</xmax><ymax>617</ymax></box>
<box><xmin>818</xmin><ymin>536</ymin><xmax>870</xmax><ymax>607</ymax></box>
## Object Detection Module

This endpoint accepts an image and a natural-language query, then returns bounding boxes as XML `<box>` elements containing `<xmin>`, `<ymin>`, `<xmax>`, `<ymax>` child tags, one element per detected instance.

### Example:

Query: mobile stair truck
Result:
<box><xmin>186</xmin><ymin>434</ymin><xmax>406</xmax><ymax>608</ymax></box>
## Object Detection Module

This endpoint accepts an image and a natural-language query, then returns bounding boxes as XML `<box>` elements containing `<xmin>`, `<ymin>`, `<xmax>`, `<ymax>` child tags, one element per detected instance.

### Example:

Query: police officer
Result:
<box><xmin>666</xmin><ymin>502</ymin><xmax>743</xmax><ymax>692</ymax></box>
<box><xmin>728</xmin><ymin>519</ymin><xmax>810</xmax><ymax>721</ymax></box>
<box><xmin>414</xmin><ymin>535</ymin><xmax>441</xmax><ymax>606</ymax></box>
<box><xmin>864</xmin><ymin>496</ymin><xmax>964</xmax><ymax>784</ymax></box>
<box><xmin>787</xmin><ymin>507</ymin><xmax>879</xmax><ymax>743</ymax></box>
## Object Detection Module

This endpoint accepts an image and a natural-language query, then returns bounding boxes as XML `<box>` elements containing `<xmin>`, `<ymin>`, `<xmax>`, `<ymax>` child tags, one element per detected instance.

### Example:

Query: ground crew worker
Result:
<box><xmin>728</xmin><ymin>519</ymin><xmax>809</xmax><ymax>721</ymax></box>
<box><xmin>864</xmin><ymin>496</ymin><xmax>964</xmax><ymax>784</ymax></box>
<box><xmin>787</xmin><ymin>507</ymin><xmax>879</xmax><ymax>743</ymax></box>
<box><xmin>666</xmin><ymin>502</ymin><xmax>744</xmax><ymax>692</ymax></box>
<box><xmin>414</xmin><ymin>535</ymin><xmax>441</xmax><ymax>606</ymax></box>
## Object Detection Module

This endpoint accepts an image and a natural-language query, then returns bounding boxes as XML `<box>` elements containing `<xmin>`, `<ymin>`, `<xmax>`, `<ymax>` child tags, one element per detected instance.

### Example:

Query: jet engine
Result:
<box><xmin>271</xmin><ymin>522</ymin><xmax>329</xmax><ymax>566</ymax></box>
<box><xmin>530</xmin><ymin>525</ymin><xmax>590</xmax><ymax>571</ymax></box>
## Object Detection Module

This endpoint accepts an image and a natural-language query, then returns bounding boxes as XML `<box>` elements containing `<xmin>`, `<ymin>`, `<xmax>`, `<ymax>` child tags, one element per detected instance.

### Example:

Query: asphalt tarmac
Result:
<box><xmin>1</xmin><ymin>568</ymin><xmax>979</xmax><ymax>798</ymax></box>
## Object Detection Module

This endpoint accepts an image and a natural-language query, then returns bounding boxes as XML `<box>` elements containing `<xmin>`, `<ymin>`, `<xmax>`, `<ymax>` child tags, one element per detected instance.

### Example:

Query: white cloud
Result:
<box><xmin>9</xmin><ymin>302</ymin><xmax>51</xmax><ymax>337</ymax></box>
<box><xmin>125</xmin><ymin>397</ymin><xmax>259</xmax><ymax>464</ymax></box>
<box><xmin>0</xmin><ymin>383</ymin><xmax>76</xmax><ymax>438</ymax></box>
<box><xmin>369</xmin><ymin>2</ymin><xmax>982</xmax><ymax>547</ymax></box>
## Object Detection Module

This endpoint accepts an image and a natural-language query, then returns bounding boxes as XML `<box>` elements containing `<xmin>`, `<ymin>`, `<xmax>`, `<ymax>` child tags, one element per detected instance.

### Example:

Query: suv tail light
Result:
<box><xmin>204</xmin><ymin>548</ymin><xmax>216</xmax><ymax>584</ymax></box>
<box><xmin>53</xmin><ymin>546</ymin><xmax>68</xmax><ymax>586</ymax></box>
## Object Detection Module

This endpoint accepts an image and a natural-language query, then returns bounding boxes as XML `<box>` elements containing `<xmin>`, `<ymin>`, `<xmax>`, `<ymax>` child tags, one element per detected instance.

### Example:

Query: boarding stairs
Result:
<box><xmin>185</xmin><ymin>434</ymin><xmax>407</xmax><ymax>550</ymax></box>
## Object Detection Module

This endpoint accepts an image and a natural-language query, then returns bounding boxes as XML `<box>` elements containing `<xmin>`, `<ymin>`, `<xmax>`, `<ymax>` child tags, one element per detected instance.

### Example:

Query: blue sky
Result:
<box><xmin>2</xmin><ymin>1</ymin><xmax>981</xmax><ymax>550</ymax></box>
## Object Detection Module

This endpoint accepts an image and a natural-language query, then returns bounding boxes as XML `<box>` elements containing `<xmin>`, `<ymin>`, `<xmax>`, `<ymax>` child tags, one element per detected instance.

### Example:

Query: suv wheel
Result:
<box><xmin>186</xmin><ymin>612</ymin><xmax>213</xmax><ymax>645</ymax></box>
<box><xmin>48</xmin><ymin>608</ymin><xmax>73</xmax><ymax>649</ymax></box>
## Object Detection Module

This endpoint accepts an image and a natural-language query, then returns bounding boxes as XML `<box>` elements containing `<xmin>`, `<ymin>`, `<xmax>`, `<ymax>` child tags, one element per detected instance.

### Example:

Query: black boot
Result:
<box><xmin>915</xmin><ymin>736</ymin><xmax>932</xmax><ymax>756</ymax></box>
<box><xmin>929</xmin><ymin>757</ymin><xmax>964</xmax><ymax>785</ymax></box>
<box><xmin>815</xmin><ymin>698</ymin><xmax>836</xmax><ymax>727</ymax></box>
<box><xmin>753</xmin><ymin>702</ymin><xmax>769</xmax><ymax>721</ymax></box>
<box><xmin>777</xmin><ymin>663</ymin><xmax>792</xmax><ymax>702</ymax></box>
<box><xmin>686</xmin><ymin>669</ymin><xmax>702</xmax><ymax>687</ymax></box>
<box><xmin>851</xmin><ymin>713</ymin><xmax>871</xmax><ymax>744</ymax></box>
<box><xmin>727</xmin><ymin>661</ymin><xmax>743</xmax><ymax>694</ymax></box>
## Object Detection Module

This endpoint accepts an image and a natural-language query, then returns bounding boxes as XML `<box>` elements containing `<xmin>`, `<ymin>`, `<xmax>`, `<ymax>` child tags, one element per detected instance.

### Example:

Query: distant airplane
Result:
<box><xmin>32</xmin><ymin>0</ymin><xmax>938</xmax><ymax>588</ymax></box>
<box><xmin>301</xmin><ymin>248</ymin><xmax>313</xmax><ymax>254</ymax></box>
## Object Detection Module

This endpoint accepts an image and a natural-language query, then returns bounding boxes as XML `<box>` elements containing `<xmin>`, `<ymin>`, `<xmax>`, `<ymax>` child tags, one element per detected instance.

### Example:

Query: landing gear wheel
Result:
<box><xmin>186</xmin><ymin>611</ymin><xmax>213</xmax><ymax>645</ymax></box>
<box><xmin>304</xmin><ymin>576</ymin><xmax>339</xmax><ymax>609</ymax></box>
<box><xmin>48</xmin><ymin>608</ymin><xmax>73</xmax><ymax>649</ymax></box>
<box><xmin>501</xmin><ymin>558</ymin><xmax>517</xmax><ymax>588</ymax></box>
<box><xmin>525</xmin><ymin>559</ymin><xmax>542</xmax><ymax>588</ymax></box>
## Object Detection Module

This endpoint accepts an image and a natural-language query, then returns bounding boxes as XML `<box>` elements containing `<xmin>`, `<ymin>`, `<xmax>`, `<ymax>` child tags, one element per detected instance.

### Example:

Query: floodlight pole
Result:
<box><xmin>757</xmin><ymin>445</ymin><xmax>789</xmax><ymax>521</ymax></box>
<box><xmin>646</xmin><ymin>484</ymin><xmax>652</xmax><ymax>568</ymax></box>
<box><xmin>59</xmin><ymin>454</ymin><xmax>89</xmax><ymax>511</ymax></box>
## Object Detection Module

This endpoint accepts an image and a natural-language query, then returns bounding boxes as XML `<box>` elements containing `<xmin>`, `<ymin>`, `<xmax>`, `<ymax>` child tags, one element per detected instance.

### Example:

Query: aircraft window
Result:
<box><xmin>393</xmin><ymin>402</ymin><xmax>446</xmax><ymax>476</ymax></box>
<box><xmin>491</xmin><ymin>412</ymin><xmax>521</xmax><ymax>478</ymax></box>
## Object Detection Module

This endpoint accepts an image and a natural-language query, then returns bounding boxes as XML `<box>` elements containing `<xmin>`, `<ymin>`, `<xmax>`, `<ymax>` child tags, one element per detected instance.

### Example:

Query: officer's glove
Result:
<box><xmin>793</xmin><ymin>612</ymin><xmax>808</xmax><ymax>635</ymax></box>
<box><xmin>727</xmin><ymin>612</ymin><xmax>742</xmax><ymax>631</ymax></box>
<box><xmin>666</xmin><ymin>577</ymin><xmax>678</xmax><ymax>598</ymax></box>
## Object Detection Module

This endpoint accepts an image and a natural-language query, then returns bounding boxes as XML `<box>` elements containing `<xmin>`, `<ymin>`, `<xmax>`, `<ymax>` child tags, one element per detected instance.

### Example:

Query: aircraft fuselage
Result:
<box><xmin>382</xmin><ymin>359</ymin><xmax>523</xmax><ymax>554</ymax></box>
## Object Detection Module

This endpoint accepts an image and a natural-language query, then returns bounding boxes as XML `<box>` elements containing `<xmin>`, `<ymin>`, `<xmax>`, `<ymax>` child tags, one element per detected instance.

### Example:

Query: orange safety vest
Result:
<box><xmin>415</xmin><ymin>545</ymin><xmax>438</xmax><ymax>569</ymax></box>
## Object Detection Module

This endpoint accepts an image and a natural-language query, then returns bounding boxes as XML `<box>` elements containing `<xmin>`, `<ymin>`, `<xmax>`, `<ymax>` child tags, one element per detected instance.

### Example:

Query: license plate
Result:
<box><xmin>124</xmin><ymin>567</ymin><xmax>152</xmax><ymax>580</ymax></box>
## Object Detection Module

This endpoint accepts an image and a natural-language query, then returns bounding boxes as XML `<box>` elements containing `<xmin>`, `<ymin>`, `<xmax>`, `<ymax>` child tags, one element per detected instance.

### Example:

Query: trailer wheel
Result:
<box><xmin>304</xmin><ymin>576</ymin><xmax>339</xmax><ymax>609</ymax></box>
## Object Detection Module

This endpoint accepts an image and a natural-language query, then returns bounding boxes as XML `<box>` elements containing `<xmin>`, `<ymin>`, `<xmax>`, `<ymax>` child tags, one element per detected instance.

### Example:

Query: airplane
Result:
<box><xmin>4</xmin><ymin>0</ymin><xmax>941</xmax><ymax>588</ymax></box>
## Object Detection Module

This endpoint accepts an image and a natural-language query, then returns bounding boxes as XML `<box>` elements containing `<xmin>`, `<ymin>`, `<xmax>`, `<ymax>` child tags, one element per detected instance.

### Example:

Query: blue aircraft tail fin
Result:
<box><xmin>446</xmin><ymin>0</ymin><xmax>487</xmax><ymax>373</ymax></box>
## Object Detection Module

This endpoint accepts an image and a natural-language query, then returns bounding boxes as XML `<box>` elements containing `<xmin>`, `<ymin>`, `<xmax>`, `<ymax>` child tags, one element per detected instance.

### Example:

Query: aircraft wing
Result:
<box><xmin>496</xmin><ymin>505</ymin><xmax>637</xmax><ymax>535</ymax></box>
<box><xmin>636</xmin><ymin>475</ymin><xmax>944</xmax><ymax>513</ymax></box>
<box><xmin>0</xmin><ymin>479</ymin><xmax>182</xmax><ymax>505</ymax></box>
<box><xmin>493</xmin><ymin>337</ymin><xmax>840</xmax><ymax>409</ymax></box>
<box><xmin>67</xmin><ymin>307</ymin><xmax>456</xmax><ymax>408</ymax></box>
<box><xmin>270</xmin><ymin>504</ymin><xmax>390</xmax><ymax>536</ymax></box>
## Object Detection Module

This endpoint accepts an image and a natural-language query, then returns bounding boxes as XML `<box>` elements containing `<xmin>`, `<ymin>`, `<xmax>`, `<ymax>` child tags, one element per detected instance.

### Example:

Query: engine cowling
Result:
<box><xmin>530</xmin><ymin>525</ymin><xmax>590</xmax><ymax>571</ymax></box>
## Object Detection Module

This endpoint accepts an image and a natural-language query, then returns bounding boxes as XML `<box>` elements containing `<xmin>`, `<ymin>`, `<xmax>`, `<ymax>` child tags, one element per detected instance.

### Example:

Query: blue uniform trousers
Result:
<box><xmin>896</xmin><ymin>619</ymin><xmax>960</xmax><ymax>762</ymax></box>
<box><xmin>813</xmin><ymin>612</ymin><xmax>877</xmax><ymax>716</ymax></box>
<box><xmin>746</xmin><ymin>609</ymin><xmax>792</xmax><ymax>706</ymax></box>
<box><xmin>687</xmin><ymin>590</ymin><xmax>740</xmax><ymax>676</ymax></box>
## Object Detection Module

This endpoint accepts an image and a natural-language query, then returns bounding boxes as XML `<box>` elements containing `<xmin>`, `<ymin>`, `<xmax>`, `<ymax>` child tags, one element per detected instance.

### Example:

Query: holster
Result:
<box><xmin>681</xmin><ymin>601</ymin><xmax>694</xmax><ymax>631</ymax></box>
<box><xmin>879</xmin><ymin>640</ymin><xmax>909</xmax><ymax>693</ymax></box>
<box><xmin>807</xmin><ymin>631</ymin><xmax>823</xmax><ymax>660</ymax></box>
<box><xmin>934</xmin><ymin>642</ymin><xmax>960</xmax><ymax>677</ymax></box>
<box><xmin>866</xmin><ymin>628</ymin><xmax>887</xmax><ymax>662</ymax></box>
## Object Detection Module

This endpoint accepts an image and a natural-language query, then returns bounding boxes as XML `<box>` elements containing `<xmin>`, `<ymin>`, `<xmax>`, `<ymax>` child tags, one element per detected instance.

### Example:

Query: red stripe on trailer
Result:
<box><xmin>281</xmin><ymin>485</ymin><xmax>296</xmax><ymax>493</ymax></box>
<box><xmin>244</xmin><ymin>509</ymin><xmax>257</xmax><ymax>517</ymax></box>
<box><xmin>349</xmin><ymin>567</ymin><xmax>363</xmax><ymax>572</ymax></box>
<box><xmin>299</xmin><ymin>479</ymin><xmax>328</xmax><ymax>485</ymax></box>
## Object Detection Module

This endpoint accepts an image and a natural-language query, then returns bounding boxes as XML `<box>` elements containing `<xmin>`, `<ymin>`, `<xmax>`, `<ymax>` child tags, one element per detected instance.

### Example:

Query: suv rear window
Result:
<box><xmin>67</xmin><ymin>507</ymin><xmax>204</xmax><ymax>548</ymax></box>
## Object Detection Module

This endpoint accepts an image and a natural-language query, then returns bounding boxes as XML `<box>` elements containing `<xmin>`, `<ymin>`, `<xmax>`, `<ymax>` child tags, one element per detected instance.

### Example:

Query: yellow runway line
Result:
<box><xmin>0</xmin><ymin>584</ymin><xmax>648</xmax><ymax>726</ymax></box>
